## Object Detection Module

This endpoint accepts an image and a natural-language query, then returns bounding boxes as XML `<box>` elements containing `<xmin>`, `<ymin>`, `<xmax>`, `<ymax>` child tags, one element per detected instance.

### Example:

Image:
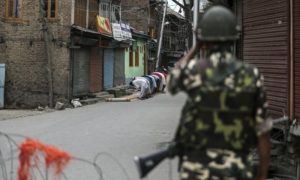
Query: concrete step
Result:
<box><xmin>97</xmin><ymin>94</ymin><xmax>114</xmax><ymax>100</ymax></box>
<box><xmin>126</xmin><ymin>88</ymin><xmax>137</xmax><ymax>95</ymax></box>
<box><xmin>92</xmin><ymin>91</ymin><xmax>110</xmax><ymax>97</ymax></box>
<box><xmin>107</xmin><ymin>88</ymin><xmax>127</xmax><ymax>98</ymax></box>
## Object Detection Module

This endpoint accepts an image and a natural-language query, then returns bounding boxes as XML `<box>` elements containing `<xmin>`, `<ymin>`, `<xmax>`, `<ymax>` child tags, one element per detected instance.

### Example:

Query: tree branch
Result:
<box><xmin>171</xmin><ymin>0</ymin><xmax>184</xmax><ymax>8</ymax></box>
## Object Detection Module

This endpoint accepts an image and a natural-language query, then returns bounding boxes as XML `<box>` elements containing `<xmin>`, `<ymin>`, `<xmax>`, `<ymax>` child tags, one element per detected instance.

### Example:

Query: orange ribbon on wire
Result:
<box><xmin>18</xmin><ymin>139</ymin><xmax>71</xmax><ymax>180</ymax></box>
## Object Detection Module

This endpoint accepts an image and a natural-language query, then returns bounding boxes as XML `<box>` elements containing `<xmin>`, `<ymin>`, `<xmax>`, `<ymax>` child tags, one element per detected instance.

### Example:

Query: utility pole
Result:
<box><xmin>192</xmin><ymin>0</ymin><xmax>199</xmax><ymax>47</ymax></box>
<box><xmin>40</xmin><ymin>0</ymin><xmax>54</xmax><ymax>108</ymax></box>
<box><xmin>155</xmin><ymin>0</ymin><xmax>168</xmax><ymax>69</ymax></box>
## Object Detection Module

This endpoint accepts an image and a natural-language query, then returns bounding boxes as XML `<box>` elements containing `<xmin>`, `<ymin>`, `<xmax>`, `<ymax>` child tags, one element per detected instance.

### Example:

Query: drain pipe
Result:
<box><xmin>289</xmin><ymin>0</ymin><xmax>294</xmax><ymax>120</ymax></box>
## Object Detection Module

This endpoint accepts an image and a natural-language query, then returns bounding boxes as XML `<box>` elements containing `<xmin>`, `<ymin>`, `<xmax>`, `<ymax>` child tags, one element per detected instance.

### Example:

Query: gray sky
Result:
<box><xmin>167</xmin><ymin>0</ymin><xmax>209</xmax><ymax>15</ymax></box>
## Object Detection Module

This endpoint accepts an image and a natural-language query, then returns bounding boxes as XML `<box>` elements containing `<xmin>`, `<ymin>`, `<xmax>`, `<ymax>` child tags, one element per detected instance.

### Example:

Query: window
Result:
<box><xmin>6</xmin><ymin>0</ymin><xmax>21</xmax><ymax>18</ymax></box>
<box><xmin>148</xmin><ymin>27</ymin><xmax>156</xmax><ymax>39</ymax></box>
<box><xmin>44</xmin><ymin>0</ymin><xmax>57</xmax><ymax>18</ymax></box>
<box><xmin>111</xmin><ymin>5</ymin><xmax>120</xmax><ymax>22</ymax></box>
<box><xmin>129</xmin><ymin>47</ymin><xmax>134</xmax><ymax>67</ymax></box>
<box><xmin>99</xmin><ymin>3</ymin><xmax>110</xmax><ymax>18</ymax></box>
<box><xmin>89</xmin><ymin>0</ymin><xmax>98</xmax><ymax>29</ymax></box>
<box><xmin>163</xmin><ymin>36</ymin><xmax>171</xmax><ymax>49</ymax></box>
<box><xmin>74</xmin><ymin>0</ymin><xmax>87</xmax><ymax>27</ymax></box>
<box><xmin>140</xmin><ymin>46</ymin><xmax>142</xmax><ymax>53</ymax></box>
<box><xmin>99</xmin><ymin>1</ymin><xmax>120</xmax><ymax>23</ymax></box>
<box><xmin>135</xmin><ymin>47</ymin><xmax>139</xmax><ymax>66</ymax></box>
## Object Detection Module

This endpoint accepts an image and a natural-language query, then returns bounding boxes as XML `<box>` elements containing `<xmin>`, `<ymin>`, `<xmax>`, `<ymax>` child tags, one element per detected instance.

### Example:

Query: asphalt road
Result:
<box><xmin>0</xmin><ymin>92</ymin><xmax>187</xmax><ymax>180</ymax></box>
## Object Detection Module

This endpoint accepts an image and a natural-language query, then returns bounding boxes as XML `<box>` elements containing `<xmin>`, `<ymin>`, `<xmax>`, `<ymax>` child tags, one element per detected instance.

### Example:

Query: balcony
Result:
<box><xmin>74</xmin><ymin>0</ymin><xmax>120</xmax><ymax>31</ymax></box>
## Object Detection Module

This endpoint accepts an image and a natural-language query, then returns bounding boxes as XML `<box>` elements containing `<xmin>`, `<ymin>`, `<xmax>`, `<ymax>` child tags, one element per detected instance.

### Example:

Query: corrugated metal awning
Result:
<box><xmin>71</xmin><ymin>25</ymin><xmax>113</xmax><ymax>38</ymax></box>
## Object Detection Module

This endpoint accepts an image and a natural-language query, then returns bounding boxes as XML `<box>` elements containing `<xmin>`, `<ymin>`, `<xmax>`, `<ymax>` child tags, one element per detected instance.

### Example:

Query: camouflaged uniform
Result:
<box><xmin>167</xmin><ymin>50</ymin><xmax>273</xmax><ymax>180</ymax></box>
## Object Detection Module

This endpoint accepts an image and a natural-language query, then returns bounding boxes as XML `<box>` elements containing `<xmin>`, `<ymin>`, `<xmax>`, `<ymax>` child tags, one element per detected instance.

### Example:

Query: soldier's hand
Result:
<box><xmin>175</xmin><ymin>44</ymin><xmax>199</xmax><ymax>68</ymax></box>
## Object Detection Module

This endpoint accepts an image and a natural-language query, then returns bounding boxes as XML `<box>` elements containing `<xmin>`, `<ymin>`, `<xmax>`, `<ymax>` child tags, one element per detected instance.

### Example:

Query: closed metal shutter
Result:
<box><xmin>114</xmin><ymin>48</ymin><xmax>125</xmax><ymax>86</ymax></box>
<box><xmin>0</xmin><ymin>64</ymin><xmax>5</xmax><ymax>108</ymax></box>
<box><xmin>89</xmin><ymin>47</ymin><xmax>103</xmax><ymax>93</ymax></box>
<box><xmin>294</xmin><ymin>1</ymin><xmax>300</xmax><ymax>121</ymax></box>
<box><xmin>104</xmin><ymin>48</ymin><xmax>114</xmax><ymax>89</ymax></box>
<box><xmin>243</xmin><ymin>0</ymin><xmax>289</xmax><ymax>118</ymax></box>
<box><xmin>73</xmin><ymin>48</ymin><xmax>90</xmax><ymax>96</ymax></box>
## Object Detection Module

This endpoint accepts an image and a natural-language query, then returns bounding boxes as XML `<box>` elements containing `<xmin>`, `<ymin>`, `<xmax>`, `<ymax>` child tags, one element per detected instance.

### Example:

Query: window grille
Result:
<box><xmin>163</xmin><ymin>36</ymin><xmax>171</xmax><ymax>50</ymax></box>
<box><xmin>6</xmin><ymin>0</ymin><xmax>20</xmax><ymax>18</ymax></box>
<box><xmin>111</xmin><ymin>5</ymin><xmax>120</xmax><ymax>22</ymax></box>
<box><xmin>74</xmin><ymin>0</ymin><xmax>87</xmax><ymax>27</ymax></box>
<box><xmin>45</xmin><ymin>0</ymin><xmax>57</xmax><ymax>18</ymax></box>
<box><xmin>99</xmin><ymin>3</ymin><xmax>110</xmax><ymax>19</ymax></box>
<box><xmin>135</xmin><ymin>47</ymin><xmax>139</xmax><ymax>66</ymax></box>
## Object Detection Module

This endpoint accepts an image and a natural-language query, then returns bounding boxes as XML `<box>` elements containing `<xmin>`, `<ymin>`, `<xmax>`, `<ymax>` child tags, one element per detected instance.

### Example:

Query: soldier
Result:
<box><xmin>167</xmin><ymin>6</ymin><xmax>273</xmax><ymax>180</ymax></box>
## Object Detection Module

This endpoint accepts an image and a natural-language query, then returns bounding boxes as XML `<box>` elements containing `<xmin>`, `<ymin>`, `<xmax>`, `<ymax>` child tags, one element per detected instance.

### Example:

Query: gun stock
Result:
<box><xmin>134</xmin><ymin>143</ymin><xmax>179</xmax><ymax>178</ymax></box>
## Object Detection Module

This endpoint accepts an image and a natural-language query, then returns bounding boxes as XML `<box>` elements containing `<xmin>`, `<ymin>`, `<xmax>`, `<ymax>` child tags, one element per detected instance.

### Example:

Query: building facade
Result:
<box><xmin>160</xmin><ymin>7</ymin><xmax>186</xmax><ymax>67</ymax></box>
<box><xmin>0</xmin><ymin>0</ymin><xmax>129</xmax><ymax>108</ymax></box>
<box><xmin>125</xmin><ymin>31</ymin><xmax>149</xmax><ymax>83</ymax></box>
<box><xmin>0</xmin><ymin>0</ymin><xmax>186</xmax><ymax>108</ymax></box>
<box><xmin>121</xmin><ymin>0</ymin><xmax>186</xmax><ymax>72</ymax></box>
<box><xmin>0</xmin><ymin>0</ymin><xmax>72</xmax><ymax>108</ymax></box>
<box><xmin>121</xmin><ymin>0</ymin><xmax>160</xmax><ymax>73</ymax></box>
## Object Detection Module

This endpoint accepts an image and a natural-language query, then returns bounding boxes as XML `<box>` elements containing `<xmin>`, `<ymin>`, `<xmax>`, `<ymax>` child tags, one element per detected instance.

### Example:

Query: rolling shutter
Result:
<box><xmin>104</xmin><ymin>48</ymin><xmax>114</xmax><ymax>89</ymax></box>
<box><xmin>243</xmin><ymin>0</ymin><xmax>289</xmax><ymax>118</ymax></box>
<box><xmin>73</xmin><ymin>48</ymin><xmax>90</xmax><ymax>96</ymax></box>
<box><xmin>114</xmin><ymin>48</ymin><xmax>125</xmax><ymax>86</ymax></box>
<box><xmin>294</xmin><ymin>0</ymin><xmax>300</xmax><ymax>121</ymax></box>
<box><xmin>0</xmin><ymin>64</ymin><xmax>5</xmax><ymax>108</ymax></box>
<box><xmin>89</xmin><ymin>47</ymin><xmax>103</xmax><ymax>92</ymax></box>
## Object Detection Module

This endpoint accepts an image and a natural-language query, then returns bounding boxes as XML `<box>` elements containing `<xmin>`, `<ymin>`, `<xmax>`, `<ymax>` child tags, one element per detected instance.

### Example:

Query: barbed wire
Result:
<box><xmin>0</xmin><ymin>131</ymin><xmax>130</xmax><ymax>180</ymax></box>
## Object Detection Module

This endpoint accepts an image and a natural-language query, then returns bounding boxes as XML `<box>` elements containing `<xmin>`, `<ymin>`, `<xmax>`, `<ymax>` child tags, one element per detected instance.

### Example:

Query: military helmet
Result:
<box><xmin>197</xmin><ymin>6</ymin><xmax>240</xmax><ymax>42</ymax></box>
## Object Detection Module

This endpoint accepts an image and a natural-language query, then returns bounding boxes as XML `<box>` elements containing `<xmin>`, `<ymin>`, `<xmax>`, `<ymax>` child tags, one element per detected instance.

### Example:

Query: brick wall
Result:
<box><xmin>121</xmin><ymin>0</ymin><xmax>149</xmax><ymax>33</ymax></box>
<box><xmin>0</xmin><ymin>0</ymin><xmax>72</xmax><ymax>108</ymax></box>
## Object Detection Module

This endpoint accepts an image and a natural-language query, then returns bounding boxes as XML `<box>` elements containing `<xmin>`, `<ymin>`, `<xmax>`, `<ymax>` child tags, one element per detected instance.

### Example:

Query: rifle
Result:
<box><xmin>134</xmin><ymin>142</ymin><xmax>180</xmax><ymax>178</ymax></box>
<box><xmin>134</xmin><ymin>117</ymin><xmax>300</xmax><ymax>179</ymax></box>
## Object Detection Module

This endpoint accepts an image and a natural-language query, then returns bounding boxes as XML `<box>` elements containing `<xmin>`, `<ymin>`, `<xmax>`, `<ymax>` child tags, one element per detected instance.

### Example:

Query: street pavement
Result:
<box><xmin>0</xmin><ymin>92</ymin><xmax>187</xmax><ymax>180</ymax></box>
<box><xmin>0</xmin><ymin>109</ymin><xmax>49</xmax><ymax>121</ymax></box>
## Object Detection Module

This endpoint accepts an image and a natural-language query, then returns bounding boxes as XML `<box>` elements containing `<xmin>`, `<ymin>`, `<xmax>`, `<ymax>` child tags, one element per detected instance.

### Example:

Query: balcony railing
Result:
<box><xmin>74</xmin><ymin>0</ymin><xmax>120</xmax><ymax>31</ymax></box>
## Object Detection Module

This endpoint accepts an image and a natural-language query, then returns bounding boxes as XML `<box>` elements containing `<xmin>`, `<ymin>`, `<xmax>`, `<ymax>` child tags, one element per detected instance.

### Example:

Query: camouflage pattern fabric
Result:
<box><xmin>167</xmin><ymin>51</ymin><xmax>272</xmax><ymax>179</ymax></box>
<box><xmin>179</xmin><ymin>149</ymin><xmax>255</xmax><ymax>180</ymax></box>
